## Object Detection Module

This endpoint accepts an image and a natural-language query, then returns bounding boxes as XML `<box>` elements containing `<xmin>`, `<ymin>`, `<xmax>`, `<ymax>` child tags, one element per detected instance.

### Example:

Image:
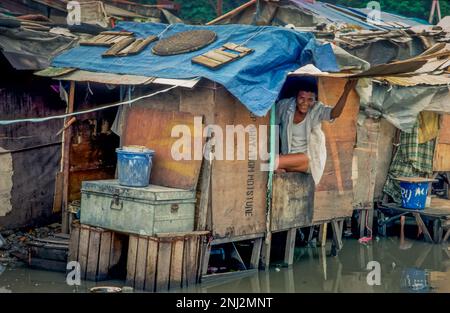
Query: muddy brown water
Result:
<box><xmin>0</xmin><ymin>238</ymin><xmax>449</xmax><ymax>293</ymax></box>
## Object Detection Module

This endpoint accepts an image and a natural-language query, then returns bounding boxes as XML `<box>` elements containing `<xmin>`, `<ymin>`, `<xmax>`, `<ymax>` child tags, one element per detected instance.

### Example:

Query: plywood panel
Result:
<box><xmin>123</xmin><ymin>108</ymin><xmax>202</xmax><ymax>190</ymax></box>
<box><xmin>353</xmin><ymin>115</ymin><xmax>379</xmax><ymax>210</ymax></box>
<box><xmin>271</xmin><ymin>172</ymin><xmax>314</xmax><ymax>231</ymax></box>
<box><xmin>434</xmin><ymin>144</ymin><xmax>450</xmax><ymax>171</ymax></box>
<box><xmin>438</xmin><ymin>114</ymin><xmax>450</xmax><ymax>144</ymax></box>
<box><xmin>374</xmin><ymin>119</ymin><xmax>396</xmax><ymax>200</ymax></box>
<box><xmin>211</xmin><ymin>89</ymin><xmax>268</xmax><ymax>238</ymax></box>
<box><xmin>433</xmin><ymin>114</ymin><xmax>450</xmax><ymax>171</ymax></box>
<box><xmin>313</xmin><ymin>77</ymin><xmax>359</xmax><ymax>222</ymax></box>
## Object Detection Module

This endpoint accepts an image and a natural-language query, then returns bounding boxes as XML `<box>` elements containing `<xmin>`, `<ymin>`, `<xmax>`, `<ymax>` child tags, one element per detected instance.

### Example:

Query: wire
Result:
<box><xmin>0</xmin><ymin>83</ymin><xmax>186</xmax><ymax>125</ymax></box>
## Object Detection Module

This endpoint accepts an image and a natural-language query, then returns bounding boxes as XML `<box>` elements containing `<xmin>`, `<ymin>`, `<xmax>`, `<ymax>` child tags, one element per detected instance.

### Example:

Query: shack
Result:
<box><xmin>35</xmin><ymin>21</ymin><xmax>359</xmax><ymax>289</ymax></box>
<box><xmin>0</xmin><ymin>15</ymin><xmax>79</xmax><ymax>229</ymax></box>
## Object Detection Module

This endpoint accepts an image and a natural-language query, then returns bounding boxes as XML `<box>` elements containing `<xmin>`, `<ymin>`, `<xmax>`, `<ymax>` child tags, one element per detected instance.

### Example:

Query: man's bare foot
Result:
<box><xmin>274</xmin><ymin>168</ymin><xmax>286</xmax><ymax>174</ymax></box>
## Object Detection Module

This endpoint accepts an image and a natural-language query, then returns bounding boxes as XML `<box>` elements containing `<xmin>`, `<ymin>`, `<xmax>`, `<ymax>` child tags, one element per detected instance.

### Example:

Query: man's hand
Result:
<box><xmin>344</xmin><ymin>79</ymin><xmax>358</xmax><ymax>92</ymax></box>
<box><xmin>330</xmin><ymin>78</ymin><xmax>359</xmax><ymax>119</ymax></box>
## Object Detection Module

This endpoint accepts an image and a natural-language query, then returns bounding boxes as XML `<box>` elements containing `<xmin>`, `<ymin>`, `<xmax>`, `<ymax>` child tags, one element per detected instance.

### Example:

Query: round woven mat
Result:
<box><xmin>152</xmin><ymin>30</ymin><xmax>217</xmax><ymax>56</ymax></box>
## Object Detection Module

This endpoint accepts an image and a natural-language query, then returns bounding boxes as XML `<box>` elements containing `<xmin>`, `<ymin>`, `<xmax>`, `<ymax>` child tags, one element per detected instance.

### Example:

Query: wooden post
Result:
<box><xmin>359</xmin><ymin>209</ymin><xmax>367</xmax><ymax>238</ymax></box>
<box><xmin>317</xmin><ymin>223</ymin><xmax>327</xmax><ymax>247</ymax></box>
<box><xmin>196</xmin><ymin>140</ymin><xmax>213</xmax><ymax>231</ymax></box>
<box><xmin>284</xmin><ymin>228</ymin><xmax>296</xmax><ymax>266</ymax></box>
<box><xmin>413</xmin><ymin>213</ymin><xmax>434</xmax><ymax>243</ymax></box>
<box><xmin>260</xmin><ymin>237</ymin><xmax>271</xmax><ymax>270</ymax></box>
<box><xmin>443</xmin><ymin>228</ymin><xmax>450</xmax><ymax>243</ymax></box>
<box><xmin>62</xmin><ymin>81</ymin><xmax>75</xmax><ymax>234</ymax></box>
<box><xmin>216</xmin><ymin>0</ymin><xmax>223</xmax><ymax>17</ymax></box>
<box><xmin>307</xmin><ymin>226</ymin><xmax>315</xmax><ymax>243</ymax></box>
<box><xmin>331</xmin><ymin>219</ymin><xmax>343</xmax><ymax>251</ymax></box>
<box><xmin>433</xmin><ymin>219</ymin><xmax>443</xmax><ymax>244</ymax></box>
<box><xmin>377</xmin><ymin>210</ymin><xmax>387</xmax><ymax>237</ymax></box>
<box><xmin>250</xmin><ymin>237</ymin><xmax>263</xmax><ymax>269</ymax></box>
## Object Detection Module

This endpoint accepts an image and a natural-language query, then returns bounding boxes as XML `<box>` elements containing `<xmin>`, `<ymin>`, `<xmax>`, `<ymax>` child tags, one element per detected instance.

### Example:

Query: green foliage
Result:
<box><xmin>323</xmin><ymin>0</ymin><xmax>450</xmax><ymax>23</ymax></box>
<box><xmin>130</xmin><ymin>0</ymin><xmax>449</xmax><ymax>24</ymax></box>
<box><xmin>127</xmin><ymin>0</ymin><xmax>248</xmax><ymax>24</ymax></box>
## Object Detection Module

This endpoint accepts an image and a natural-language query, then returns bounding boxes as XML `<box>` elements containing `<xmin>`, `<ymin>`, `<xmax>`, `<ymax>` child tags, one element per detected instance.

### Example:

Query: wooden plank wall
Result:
<box><xmin>313</xmin><ymin>77</ymin><xmax>359</xmax><ymax>223</ymax></box>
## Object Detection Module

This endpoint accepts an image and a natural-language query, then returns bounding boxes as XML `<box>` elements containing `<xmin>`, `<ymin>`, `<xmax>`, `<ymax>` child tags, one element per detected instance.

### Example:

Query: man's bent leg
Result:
<box><xmin>276</xmin><ymin>153</ymin><xmax>309</xmax><ymax>173</ymax></box>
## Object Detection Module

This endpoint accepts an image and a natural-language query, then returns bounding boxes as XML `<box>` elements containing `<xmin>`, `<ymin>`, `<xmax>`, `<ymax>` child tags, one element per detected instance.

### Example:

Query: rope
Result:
<box><xmin>238</xmin><ymin>27</ymin><xmax>266</xmax><ymax>47</ymax></box>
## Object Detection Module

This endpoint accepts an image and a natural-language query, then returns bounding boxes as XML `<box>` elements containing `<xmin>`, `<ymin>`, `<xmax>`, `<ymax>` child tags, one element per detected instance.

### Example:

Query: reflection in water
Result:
<box><xmin>183</xmin><ymin>238</ymin><xmax>450</xmax><ymax>293</ymax></box>
<box><xmin>0</xmin><ymin>238</ymin><xmax>448</xmax><ymax>293</ymax></box>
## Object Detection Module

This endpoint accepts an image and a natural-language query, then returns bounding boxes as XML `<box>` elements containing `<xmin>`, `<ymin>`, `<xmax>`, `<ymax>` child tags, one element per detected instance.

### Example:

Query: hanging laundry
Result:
<box><xmin>418</xmin><ymin>111</ymin><xmax>440</xmax><ymax>144</ymax></box>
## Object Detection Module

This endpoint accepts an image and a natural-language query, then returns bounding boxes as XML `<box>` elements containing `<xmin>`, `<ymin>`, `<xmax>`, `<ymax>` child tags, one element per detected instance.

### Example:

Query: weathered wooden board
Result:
<box><xmin>352</xmin><ymin>115</ymin><xmax>379</xmax><ymax>210</ymax></box>
<box><xmin>374</xmin><ymin>119</ymin><xmax>396</xmax><ymax>200</ymax></box>
<box><xmin>313</xmin><ymin>77</ymin><xmax>359</xmax><ymax>222</ymax></box>
<box><xmin>123</xmin><ymin>107</ymin><xmax>202</xmax><ymax>190</ymax></box>
<box><xmin>170</xmin><ymin>239</ymin><xmax>184</xmax><ymax>289</ymax></box>
<box><xmin>156</xmin><ymin>241</ymin><xmax>172</xmax><ymax>291</ymax></box>
<box><xmin>144</xmin><ymin>240</ymin><xmax>158</xmax><ymax>292</ymax></box>
<box><xmin>271</xmin><ymin>172</ymin><xmax>314</xmax><ymax>231</ymax></box>
<box><xmin>210</xmin><ymin>89</ymin><xmax>269</xmax><ymax>238</ymax></box>
<box><xmin>68</xmin><ymin>168</ymin><xmax>116</xmax><ymax>202</ymax></box>
<box><xmin>434</xmin><ymin>114</ymin><xmax>450</xmax><ymax>171</ymax></box>
<box><xmin>438</xmin><ymin>114</ymin><xmax>450</xmax><ymax>144</ymax></box>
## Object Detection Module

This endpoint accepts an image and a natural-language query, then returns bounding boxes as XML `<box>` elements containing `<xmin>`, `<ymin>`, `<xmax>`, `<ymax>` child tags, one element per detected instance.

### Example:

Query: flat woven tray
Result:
<box><xmin>152</xmin><ymin>30</ymin><xmax>217</xmax><ymax>56</ymax></box>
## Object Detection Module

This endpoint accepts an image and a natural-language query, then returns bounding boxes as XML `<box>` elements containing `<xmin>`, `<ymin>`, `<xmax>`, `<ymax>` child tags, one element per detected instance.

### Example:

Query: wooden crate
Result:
<box><xmin>126</xmin><ymin>231</ymin><xmax>209</xmax><ymax>292</ymax></box>
<box><xmin>68</xmin><ymin>221</ymin><xmax>124</xmax><ymax>281</ymax></box>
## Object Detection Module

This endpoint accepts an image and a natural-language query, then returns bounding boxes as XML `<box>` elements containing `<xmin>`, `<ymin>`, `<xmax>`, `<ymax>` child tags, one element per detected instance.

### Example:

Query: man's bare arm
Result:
<box><xmin>330</xmin><ymin>79</ymin><xmax>358</xmax><ymax>119</ymax></box>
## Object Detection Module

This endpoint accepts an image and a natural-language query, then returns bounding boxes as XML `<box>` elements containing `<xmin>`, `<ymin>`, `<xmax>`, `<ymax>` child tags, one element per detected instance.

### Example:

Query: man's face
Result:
<box><xmin>296</xmin><ymin>90</ymin><xmax>316</xmax><ymax>114</ymax></box>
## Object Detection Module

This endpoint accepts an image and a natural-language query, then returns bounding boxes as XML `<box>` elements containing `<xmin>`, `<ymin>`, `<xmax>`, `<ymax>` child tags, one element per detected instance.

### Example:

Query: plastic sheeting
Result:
<box><xmin>360</xmin><ymin>82</ymin><xmax>450</xmax><ymax>132</ymax></box>
<box><xmin>52</xmin><ymin>22</ymin><xmax>338</xmax><ymax>117</ymax></box>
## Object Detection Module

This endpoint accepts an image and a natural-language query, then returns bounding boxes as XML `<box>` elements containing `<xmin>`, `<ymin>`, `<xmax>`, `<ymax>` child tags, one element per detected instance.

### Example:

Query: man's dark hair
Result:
<box><xmin>297</xmin><ymin>80</ymin><xmax>318</xmax><ymax>95</ymax></box>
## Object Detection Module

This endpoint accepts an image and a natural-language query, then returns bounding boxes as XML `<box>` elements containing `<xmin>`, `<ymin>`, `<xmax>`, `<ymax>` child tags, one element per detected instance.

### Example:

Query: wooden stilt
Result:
<box><xmin>250</xmin><ymin>237</ymin><xmax>263</xmax><ymax>269</ymax></box>
<box><xmin>413</xmin><ymin>213</ymin><xmax>434</xmax><ymax>243</ymax></box>
<box><xmin>260</xmin><ymin>234</ymin><xmax>271</xmax><ymax>270</ymax></box>
<box><xmin>433</xmin><ymin>219</ymin><xmax>443</xmax><ymax>244</ymax></box>
<box><xmin>307</xmin><ymin>226</ymin><xmax>315</xmax><ymax>243</ymax></box>
<box><xmin>317</xmin><ymin>223</ymin><xmax>327</xmax><ymax>247</ymax></box>
<box><xmin>359</xmin><ymin>209</ymin><xmax>367</xmax><ymax>238</ymax></box>
<box><xmin>331</xmin><ymin>219</ymin><xmax>343</xmax><ymax>251</ymax></box>
<box><xmin>284</xmin><ymin>228</ymin><xmax>296</xmax><ymax>266</ymax></box>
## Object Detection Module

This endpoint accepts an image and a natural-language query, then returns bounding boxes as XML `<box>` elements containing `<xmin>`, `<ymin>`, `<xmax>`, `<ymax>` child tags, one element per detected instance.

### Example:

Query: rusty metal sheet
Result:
<box><xmin>123</xmin><ymin>107</ymin><xmax>202</xmax><ymax>190</ymax></box>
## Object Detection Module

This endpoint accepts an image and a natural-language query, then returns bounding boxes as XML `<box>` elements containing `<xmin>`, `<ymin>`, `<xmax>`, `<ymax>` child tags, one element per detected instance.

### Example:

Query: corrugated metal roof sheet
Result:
<box><xmin>375</xmin><ymin>74</ymin><xmax>450</xmax><ymax>86</ymax></box>
<box><xmin>50</xmin><ymin>69</ymin><xmax>200</xmax><ymax>88</ymax></box>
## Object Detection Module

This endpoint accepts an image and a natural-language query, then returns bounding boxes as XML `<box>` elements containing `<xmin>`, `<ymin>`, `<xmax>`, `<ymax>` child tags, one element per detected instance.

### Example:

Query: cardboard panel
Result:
<box><xmin>210</xmin><ymin>89</ymin><xmax>268</xmax><ymax>238</ymax></box>
<box><xmin>123</xmin><ymin>108</ymin><xmax>202</xmax><ymax>190</ymax></box>
<box><xmin>313</xmin><ymin>77</ymin><xmax>359</xmax><ymax>222</ymax></box>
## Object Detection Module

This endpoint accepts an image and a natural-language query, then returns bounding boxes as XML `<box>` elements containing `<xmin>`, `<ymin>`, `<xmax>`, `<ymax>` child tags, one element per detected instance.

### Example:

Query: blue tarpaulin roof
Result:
<box><xmin>52</xmin><ymin>22</ymin><xmax>338</xmax><ymax>117</ymax></box>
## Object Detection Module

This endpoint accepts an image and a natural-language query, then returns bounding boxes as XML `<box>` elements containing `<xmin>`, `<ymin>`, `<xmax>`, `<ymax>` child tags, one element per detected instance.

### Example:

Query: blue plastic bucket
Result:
<box><xmin>399</xmin><ymin>181</ymin><xmax>429</xmax><ymax>210</ymax></box>
<box><xmin>116</xmin><ymin>147</ymin><xmax>155</xmax><ymax>187</ymax></box>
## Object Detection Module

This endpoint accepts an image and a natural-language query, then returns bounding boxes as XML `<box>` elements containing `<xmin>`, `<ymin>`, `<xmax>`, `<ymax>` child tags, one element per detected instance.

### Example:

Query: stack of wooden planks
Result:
<box><xmin>192</xmin><ymin>43</ymin><xmax>253</xmax><ymax>69</ymax></box>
